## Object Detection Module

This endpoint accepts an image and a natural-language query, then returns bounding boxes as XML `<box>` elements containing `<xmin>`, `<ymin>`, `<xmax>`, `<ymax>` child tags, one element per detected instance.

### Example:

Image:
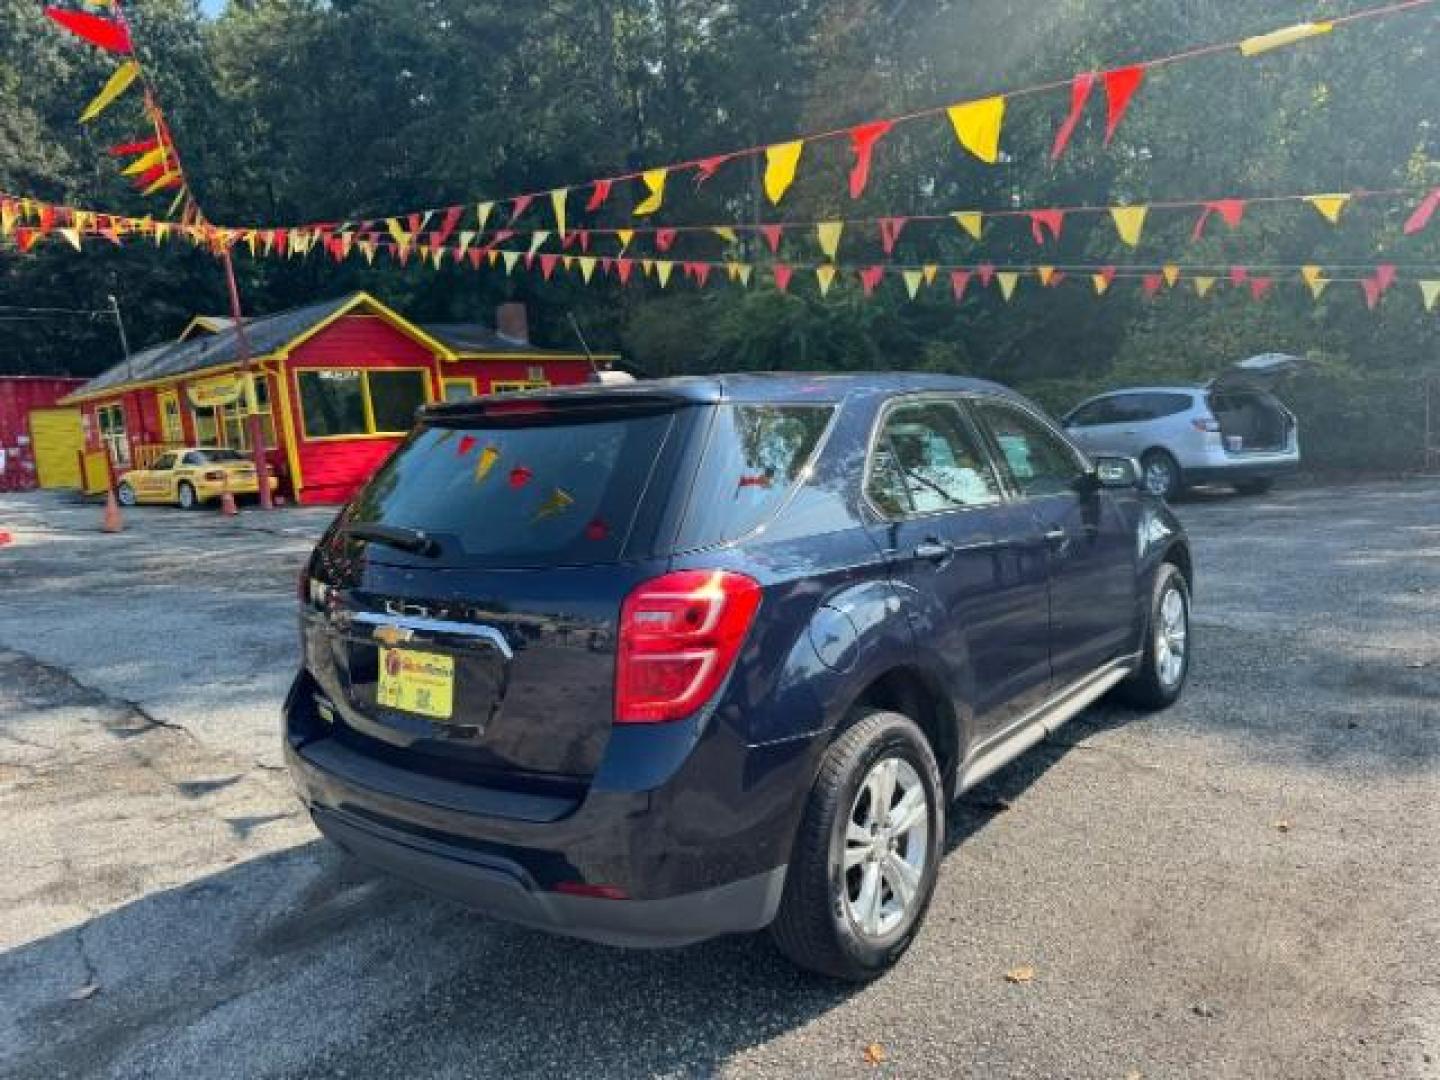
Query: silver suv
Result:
<box><xmin>1062</xmin><ymin>356</ymin><xmax>1301</xmax><ymax>499</ymax></box>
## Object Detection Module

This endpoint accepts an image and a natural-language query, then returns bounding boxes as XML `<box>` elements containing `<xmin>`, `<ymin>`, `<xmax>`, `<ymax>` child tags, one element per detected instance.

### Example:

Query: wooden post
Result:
<box><xmin>220</xmin><ymin>249</ymin><xmax>275</xmax><ymax>510</ymax></box>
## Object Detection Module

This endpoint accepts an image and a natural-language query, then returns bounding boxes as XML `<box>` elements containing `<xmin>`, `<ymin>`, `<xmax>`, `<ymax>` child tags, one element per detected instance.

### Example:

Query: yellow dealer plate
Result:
<box><xmin>376</xmin><ymin>647</ymin><xmax>454</xmax><ymax>720</ymax></box>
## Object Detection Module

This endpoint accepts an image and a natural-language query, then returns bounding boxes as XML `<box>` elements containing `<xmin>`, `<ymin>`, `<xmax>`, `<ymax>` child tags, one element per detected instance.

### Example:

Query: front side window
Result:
<box><xmin>970</xmin><ymin>397</ymin><xmax>1086</xmax><ymax>499</ymax></box>
<box><xmin>868</xmin><ymin>400</ymin><xmax>1002</xmax><ymax>517</ymax></box>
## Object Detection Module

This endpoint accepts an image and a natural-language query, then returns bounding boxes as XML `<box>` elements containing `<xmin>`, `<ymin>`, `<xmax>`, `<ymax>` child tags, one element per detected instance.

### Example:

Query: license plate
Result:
<box><xmin>376</xmin><ymin>647</ymin><xmax>454</xmax><ymax>720</ymax></box>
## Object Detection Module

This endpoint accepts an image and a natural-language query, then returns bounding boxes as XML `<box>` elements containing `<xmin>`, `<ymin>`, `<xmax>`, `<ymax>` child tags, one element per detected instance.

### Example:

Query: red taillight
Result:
<box><xmin>1191</xmin><ymin>417</ymin><xmax>1221</xmax><ymax>433</ymax></box>
<box><xmin>553</xmin><ymin>881</ymin><xmax>630</xmax><ymax>900</ymax></box>
<box><xmin>615</xmin><ymin>570</ymin><xmax>762</xmax><ymax>724</ymax></box>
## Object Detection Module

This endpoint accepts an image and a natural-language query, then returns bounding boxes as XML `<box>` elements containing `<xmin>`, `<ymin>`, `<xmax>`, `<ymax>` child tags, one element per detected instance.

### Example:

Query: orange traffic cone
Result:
<box><xmin>220</xmin><ymin>487</ymin><xmax>238</xmax><ymax>517</ymax></box>
<box><xmin>102</xmin><ymin>488</ymin><xmax>124</xmax><ymax>533</ymax></box>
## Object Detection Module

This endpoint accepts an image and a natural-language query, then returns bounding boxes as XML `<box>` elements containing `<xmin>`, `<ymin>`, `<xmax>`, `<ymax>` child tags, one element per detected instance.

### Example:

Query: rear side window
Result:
<box><xmin>346</xmin><ymin>412</ymin><xmax>678</xmax><ymax>566</ymax></box>
<box><xmin>677</xmin><ymin>404</ymin><xmax>834</xmax><ymax>548</ymax></box>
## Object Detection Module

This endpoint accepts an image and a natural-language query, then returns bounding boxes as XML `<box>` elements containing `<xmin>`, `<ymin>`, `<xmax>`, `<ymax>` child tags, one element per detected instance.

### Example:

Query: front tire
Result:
<box><xmin>177</xmin><ymin>482</ymin><xmax>199</xmax><ymax>510</ymax></box>
<box><xmin>1140</xmin><ymin>449</ymin><xmax>1183</xmax><ymax>500</ymax></box>
<box><xmin>770</xmin><ymin>709</ymin><xmax>944</xmax><ymax>981</ymax></box>
<box><xmin>1115</xmin><ymin>562</ymin><xmax>1191</xmax><ymax>710</ymax></box>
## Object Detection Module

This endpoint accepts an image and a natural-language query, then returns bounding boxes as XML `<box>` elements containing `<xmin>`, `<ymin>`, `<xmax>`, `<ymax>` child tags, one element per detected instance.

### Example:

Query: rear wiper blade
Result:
<box><xmin>341</xmin><ymin>521</ymin><xmax>440</xmax><ymax>557</ymax></box>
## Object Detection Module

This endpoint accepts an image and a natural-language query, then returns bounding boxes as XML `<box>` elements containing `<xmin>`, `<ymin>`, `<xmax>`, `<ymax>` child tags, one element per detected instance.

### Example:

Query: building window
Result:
<box><xmin>218</xmin><ymin>378</ymin><xmax>279</xmax><ymax>451</ymax></box>
<box><xmin>159</xmin><ymin>391</ymin><xmax>184</xmax><ymax>444</ymax></box>
<box><xmin>191</xmin><ymin>403</ymin><xmax>220</xmax><ymax>447</ymax></box>
<box><xmin>442</xmin><ymin>378</ymin><xmax>477</xmax><ymax>403</ymax></box>
<box><xmin>96</xmin><ymin>403</ymin><xmax>130</xmax><ymax>466</ymax></box>
<box><xmin>490</xmin><ymin>379</ymin><xmax>550</xmax><ymax>394</ymax></box>
<box><xmin>297</xmin><ymin>368</ymin><xmax>430</xmax><ymax>440</ymax></box>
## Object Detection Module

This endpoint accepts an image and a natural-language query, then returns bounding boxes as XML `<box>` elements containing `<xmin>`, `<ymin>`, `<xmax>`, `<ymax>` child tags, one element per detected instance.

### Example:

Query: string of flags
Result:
<box><xmin>38</xmin><ymin>0</ymin><xmax>1429</xmax><ymax>241</ymax></box>
<box><xmin>41</xmin><ymin>0</ymin><xmax>207</xmax><ymax>224</ymax></box>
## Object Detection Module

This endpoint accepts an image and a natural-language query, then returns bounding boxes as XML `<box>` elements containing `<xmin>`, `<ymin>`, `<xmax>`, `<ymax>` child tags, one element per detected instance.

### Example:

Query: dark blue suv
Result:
<box><xmin>286</xmin><ymin>374</ymin><xmax>1192</xmax><ymax>980</ymax></box>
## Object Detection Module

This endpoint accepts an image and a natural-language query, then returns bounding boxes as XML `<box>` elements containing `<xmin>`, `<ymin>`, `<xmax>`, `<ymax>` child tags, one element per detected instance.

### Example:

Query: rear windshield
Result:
<box><xmin>676</xmin><ymin>404</ymin><xmax>834</xmax><ymax>548</ymax></box>
<box><xmin>345</xmin><ymin>412</ymin><xmax>678</xmax><ymax>567</ymax></box>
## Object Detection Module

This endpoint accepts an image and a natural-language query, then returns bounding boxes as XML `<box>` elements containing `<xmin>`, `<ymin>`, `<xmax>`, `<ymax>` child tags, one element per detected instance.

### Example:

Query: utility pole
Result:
<box><xmin>107</xmin><ymin>294</ymin><xmax>132</xmax><ymax>384</ymax></box>
<box><xmin>220</xmin><ymin>249</ymin><xmax>275</xmax><ymax>510</ymax></box>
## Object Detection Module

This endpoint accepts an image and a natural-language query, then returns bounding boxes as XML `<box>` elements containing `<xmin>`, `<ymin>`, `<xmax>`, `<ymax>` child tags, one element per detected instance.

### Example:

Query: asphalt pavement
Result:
<box><xmin>0</xmin><ymin>483</ymin><xmax>1436</xmax><ymax>1079</ymax></box>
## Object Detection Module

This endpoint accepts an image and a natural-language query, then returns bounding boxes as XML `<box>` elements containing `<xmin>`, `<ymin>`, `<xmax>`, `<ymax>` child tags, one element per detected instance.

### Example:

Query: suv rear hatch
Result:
<box><xmin>1207</xmin><ymin>354</ymin><xmax>1300</xmax><ymax>454</ymax></box>
<box><xmin>301</xmin><ymin>391</ymin><xmax>704</xmax><ymax>793</ymax></box>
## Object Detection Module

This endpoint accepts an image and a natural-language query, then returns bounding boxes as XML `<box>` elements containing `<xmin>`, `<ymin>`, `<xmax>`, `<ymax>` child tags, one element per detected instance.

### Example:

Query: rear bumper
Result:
<box><xmin>308</xmin><ymin>801</ymin><xmax>785</xmax><ymax>948</ymax></box>
<box><xmin>1181</xmin><ymin>456</ymin><xmax>1298</xmax><ymax>485</ymax></box>
<box><xmin>282</xmin><ymin>672</ymin><xmax>803</xmax><ymax>947</ymax></box>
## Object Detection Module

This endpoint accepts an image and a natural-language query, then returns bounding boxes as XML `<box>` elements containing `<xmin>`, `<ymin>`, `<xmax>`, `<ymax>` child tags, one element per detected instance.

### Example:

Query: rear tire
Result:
<box><xmin>769</xmin><ymin>709</ymin><xmax>944</xmax><ymax>982</ymax></box>
<box><xmin>177</xmin><ymin>482</ymin><xmax>199</xmax><ymax>510</ymax></box>
<box><xmin>1140</xmin><ymin>450</ymin><xmax>1183</xmax><ymax>500</ymax></box>
<box><xmin>1233</xmin><ymin>478</ymin><xmax>1273</xmax><ymax>496</ymax></box>
<box><xmin>116</xmin><ymin>481</ymin><xmax>137</xmax><ymax>507</ymax></box>
<box><xmin>1115</xmin><ymin>562</ymin><xmax>1190</xmax><ymax>711</ymax></box>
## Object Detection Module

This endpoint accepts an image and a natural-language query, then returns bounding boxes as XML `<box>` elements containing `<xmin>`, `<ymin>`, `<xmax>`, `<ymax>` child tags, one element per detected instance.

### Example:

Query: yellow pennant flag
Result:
<box><xmin>245</xmin><ymin>230</ymin><xmax>258</xmax><ymax>257</ymax></box>
<box><xmin>562</xmin><ymin>255</ymin><xmax>575</xmax><ymax>272</ymax></box>
<box><xmin>902</xmin><ymin>269</ymin><xmax>924</xmax><ymax>300</ymax></box>
<box><xmin>577</xmin><ymin>256</ymin><xmax>596</xmax><ymax>283</ymax></box>
<box><xmin>486</xmin><ymin>249</ymin><xmax>500</xmax><ymax>267</ymax></box>
<box><xmin>997</xmin><ymin>272</ymin><xmax>1019</xmax><ymax>301</ymax></box>
<box><xmin>920</xmin><ymin>264</ymin><xmax>937</xmax><ymax>286</ymax></box>
<box><xmin>946</xmin><ymin>96</ymin><xmax>1005</xmax><ymax>164</ymax></box>
<box><xmin>641</xmin><ymin>258</ymin><xmax>655</xmax><ymax>276</ymax></box>
<box><xmin>1193</xmin><ymin>276</ymin><xmax>1217</xmax><ymax>298</ymax></box>
<box><xmin>1305</xmin><ymin>194</ymin><xmax>1350</xmax><ymax>224</ymax></box>
<box><xmin>141</xmin><ymin>173</ymin><xmax>179</xmax><ymax>197</ymax></box>
<box><xmin>456</xmin><ymin>230</ymin><xmax>475</xmax><ymax>256</ymax></box>
<box><xmin>816</xmin><ymin>264</ymin><xmax>837</xmax><ymax>297</ymax></box>
<box><xmin>474</xmin><ymin>445</ymin><xmax>500</xmax><ymax>483</ymax></box>
<box><xmin>816</xmin><ymin>221</ymin><xmax>843</xmax><ymax>259</ymax></box>
<box><xmin>80</xmin><ymin>60</ymin><xmax>139</xmax><ymax>122</ymax></box>
<box><xmin>502</xmin><ymin>250</ymin><xmax>520</xmax><ymax>274</ymax></box>
<box><xmin>74</xmin><ymin>210</ymin><xmax>93</xmax><ymax>232</ymax></box>
<box><xmin>1110</xmin><ymin>206</ymin><xmax>1148</xmax><ymax>247</ymax></box>
<box><xmin>736</xmin><ymin>263</ymin><xmax>753</xmax><ymax>287</ymax></box>
<box><xmin>1</xmin><ymin>201</ymin><xmax>15</xmax><ymax>236</ymax></box>
<box><xmin>615</xmin><ymin>229</ymin><xmax>634</xmax><ymax>252</ymax></box>
<box><xmin>763</xmin><ymin>141</ymin><xmax>805</xmax><ymax>204</ymax></box>
<box><xmin>386</xmin><ymin>218</ymin><xmax>410</xmax><ymax>247</ymax></box>
<box><xmin>655</xmin><ymin>260</ymin><xmax>675</xmax><ymax>287</ymax></box>
<box><xmin>549</xmin><ymin>188</ymin><xmax>568</xmax><ymax>237</ymax></box>
<box><xmin>1037</xmin><ymin>266</ymin><xmax>1056</xmax><ymax>286</ymax></box>
<box><xmin>358</xmin><ymin>240</ymin><xmax>377</xmax><ymax>265</ymax></box>
<box><xmin>58</xmin><ymin>227</ymin><xmax>82</xmax><ymax>252</ymax></box>
<box><xmin>1092</xmin><ymin>273</ymin><xmax>1112</xmax><ymax>296</ymax></box>
<box><xmin>1162</xmin><ymin>264</ymin><xmax>1181</xmax><ymax>287</ymax></box>
<box><xmin>153</xmin><ymin>222</ymin><xmax>170</xmax><ymax>245</ymax></box>
<box><xmin>634</xmin><ymin>169</ymin><xmax>668</xmax><ymax>215</ymax></box>
<box><xmin>527</xmin><ymin>230</ymin><xmax>551</xmax><ymax>257</ymax></box>
<box><xmin>1239</xmin><ymin>21</ymin><xmax>1333</xmax><ymax>57</ymax></box>
<box><xmin>534</xmin><ymin>488</ymin><xmax>576</xmax><ymax>522</ymax></box>
<box><xmin>121</xmin><ymin>147</ymin><xmax>167</xmax><ymax>176</ymax></box>
<box><xmin>951</xmin><ymin>211</ymin><xmax>984</xmax><ymax>241</ymax></box>
<box><xmin>476</xmin><ymin>201</ymin><xmax>495</xmax><ymax>232</ymax></box>
<box><xmin>1420</xmin><ymin>280</ymin><xmax>1440</xmax><ymax>312</ymax></box>
<box><xmin>1301</xmin><ymin>265</ymin><xmax>1328</xmax><ymax>299</ymax></box>
<box><xmin>712</xmin><ymin>227</ymin><xmax>738</xmax><ymax>243</ymax></box>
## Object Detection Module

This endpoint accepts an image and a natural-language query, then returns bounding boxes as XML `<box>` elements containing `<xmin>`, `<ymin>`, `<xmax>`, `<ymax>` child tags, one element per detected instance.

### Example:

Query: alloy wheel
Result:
<box><xmin>1155</xmin><ymin>585</ymin><xmax>1188</xmax><ymax>689</ymax></box>
<box><xmin>841</xmin><ymin>756</ymin><xmax>931</xmax><ymax>940</ymax></box>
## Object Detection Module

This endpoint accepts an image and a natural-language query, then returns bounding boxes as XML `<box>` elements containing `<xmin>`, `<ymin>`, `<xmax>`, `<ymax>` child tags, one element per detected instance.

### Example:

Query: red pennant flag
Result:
<box><xmin>38</xmin><ymin>205</ymin><xmax>56</xmax><ymax>234</ymax></box>
<box><xmin>1142</xmin><ymin>273</ymin><xmax>1163</xmax><ymax>297</ymax></box>
<box><xmin>560</xmin><ymin>231</ymin><xmax>578</xmax><ymax>250</ymax></box>
<box><xmin>1362</xmin><ymin>263</ymin><xmax>1399</xmax><ymax>308</ymax></box>
<box><xmin>467</xmin><ymin>248</ymin><xmax>483</xmax><ymax>268</ymax></box>
<box><xmin>406</xmin><ymin>213</ymin><xmax>425</xmax><ymax>235</ymax></box>
<box><xmin>1049</xmin><ymin>270</ymin><xmax>1067</xmax><ymax>286</ymax></box>
<box><xmin>1249</xmin><ymin>276</ymin><xmax>1272</xmax><ymax>300</ymax></box>
<box><xmin>950</xmin><ymin>269</ymin><xmax>973</xmax><ymax>301</ymax></box>
<box><xmin>435</xmin><ymin>206</ymin><xmax>463</xmax><ymax>245</ymax></box>
<box><xmin>539</xmin><ymin>253</ymin><xmax>559</xmax><ymax>280</ymax></box>
<box><xmin>109</xmin><ymin>137</ymin><xmax>162</xmax><ymax>158</ymax></box>
<box><xmin>877</xmin><ymin>217</ymin><xmax>906</xmax><ymax>254</ymax></box>
<box><xmin>860</xmin><ymin>265</ymin><xmax>886</xmax><ymax>297</ymax></box>
<box><xmin>16</xmin><ymin>228</ymin><xmax>39</xmax><ymax>253</ymax></box>
<box><xmin>616</xmin><ymin>258</ymin><xmax>634</xmax><ymax>284</ymax></box>
<box><xmin>394</xmin><ymin>243</ymin><xmax>411</xmax><ymax>266</ymax></box>
<box><xmin>509</xmin><ymin>194</ymin><xmax>534</xmax><ymax>223</ymax></box>
<box><xmin>847</xmin><ymin>120</ymin><xmax>893</xmax><ymax>199</ymax></box>
<box><xmin>1028</xmin><ymin>209</ymin><xmax>1064</xmax><ymax>245</ymax></box>
<box><xmin>1102</xmin><ymin>65</ymin><xmax>1145</xmax><ymax>144</ymax></box>
<box><xmin>1403</xmin><ymin>188</ymin><xmax>1440</xmax><ymax>235</ymax></box>
<box><xmin>1229</xmin><ymin>266</ymin><xmax>1249</xmax><ymax>285</ymax></box>
<box><xmin>759</xmin><ymin>224</ymin><xmax>784</xmax><ymax>253</ymax></box>
<box><xmin>1191</xmin><ymin>199</ymin><xmax>1247</xmax><ymax>241</ymax></box>
<box><xmin>692</xmin><ymin>155</ymin><xmax>730</xmax><ymax>186</ymax></box>
<box><xmin>1050</xmin><ymin>72</ymin><xmax>1097</xmax><ymax>161</ymax></box>
<box><xmin>1375</xmin><ymin>263</ymin><xmax>1398</xmax><ymax>292</ymax></box>
<box><xmin>655</xmin><ymin>228</ymin><xmax>677</xmax><ymax>252</ymax></box>
<box><xmin>584</xmin><ymin>179</ymin><xmax>613</xmax><ymax>212</ymax></box>
<box><xmin>689</xmin><ymin>262</ymin><xmax>712</xmax><ymax>287</ymax></box>
<box><xmin>977</xmin><ymin>263</ymin><xmax>996</xmax><ymax>287</ymax></box>
<box><xmin>274</xmin><ymin>229</ymin><xmax>290</xmax><ymax>256</ymax></box>
<box><xmin>600</xmin><ymin>256</ymin><xmax>614</xmax><ymax>275</ymax></box>
<box><xmin>578</xmin><ymin>230</ymin><xmax>590</xmax><ymax>252</ymax></box>
<box><xmin>43</xmin><ymin>7</ymin><xmax>132</xmax><ymax>54</ymax></box>
<box><xmin>773</xmin><ymin>264</ymin><xmax>794</xmax><ymax>293</ymax></box>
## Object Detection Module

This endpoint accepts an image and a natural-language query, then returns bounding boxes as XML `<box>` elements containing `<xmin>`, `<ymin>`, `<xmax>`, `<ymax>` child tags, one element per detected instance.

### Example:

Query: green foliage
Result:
<box><xmin>1</xmin><ymin>0</ymin><xmax>1438</xmax><ymax>466</ymax></box>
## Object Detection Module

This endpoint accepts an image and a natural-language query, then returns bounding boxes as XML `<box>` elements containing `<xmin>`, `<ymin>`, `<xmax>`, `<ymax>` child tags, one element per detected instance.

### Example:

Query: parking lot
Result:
<box><xmin>1</xmin><ymin>481</ymin><xmax>1436</xmax><ymax>1079</ymax></box>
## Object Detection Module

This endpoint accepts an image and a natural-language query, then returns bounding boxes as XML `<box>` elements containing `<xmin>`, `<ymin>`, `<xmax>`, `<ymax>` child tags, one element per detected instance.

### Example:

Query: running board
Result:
<box><xmin>955</xmin><ymin>659</ymin><xmax>1134</xmax><ymax>794</ymax></box>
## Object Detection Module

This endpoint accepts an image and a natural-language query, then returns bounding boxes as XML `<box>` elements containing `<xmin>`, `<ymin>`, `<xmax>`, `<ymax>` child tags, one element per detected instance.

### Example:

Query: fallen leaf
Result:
<box><xmin>1274</xmin><ymin>819</ymin><xmax>1292</xmax><ymax>833</ymax></box>
<box><xmin>1192</xmin><ymin>1000</ymin><xmax>1220</xmax><ymax>1019</ymax></box>
<box><xmin>1125</xmin><ymin>1071</ymin><xmax>1144</xmax><ymax>1080</ymax></box>
<box><xmin>68</xmin><ymin>983</ymin><xmax>100</xmax><ymax>1001</ymax></box>
<box><xmin>862</xmin><ymin>1042</ymin><xmax>887</xmax><ymax>1065</ymax></box>
<box><xmin>1004</xmin><ymin>965</ymin><xmax>1036</xmax><ymax>984</ymax></box>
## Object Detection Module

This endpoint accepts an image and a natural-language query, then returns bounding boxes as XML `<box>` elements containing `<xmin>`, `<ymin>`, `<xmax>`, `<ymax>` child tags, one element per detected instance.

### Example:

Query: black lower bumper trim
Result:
<box><xmin>312</xmin><ymin>806</ymin><xmax>787</xmax><ymax>948</ymax></box>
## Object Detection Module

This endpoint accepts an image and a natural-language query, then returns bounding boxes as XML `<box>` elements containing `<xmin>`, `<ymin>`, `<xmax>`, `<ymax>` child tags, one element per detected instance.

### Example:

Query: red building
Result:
<box><xmin>61</xmin><ymin>292</ymin><xmax>611</xmax><ymax>505</ymax></box>
<box><xmin>0</xmin><ymin>375</ymin><xmax>87</xmax><ymax>492</ymax></box>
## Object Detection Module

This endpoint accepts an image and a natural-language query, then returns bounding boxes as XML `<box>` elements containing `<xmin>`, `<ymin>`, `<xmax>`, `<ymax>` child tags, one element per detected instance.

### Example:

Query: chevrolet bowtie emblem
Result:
<box><xmin>373</xmin><ymin>624</ymin><xmax>414</xmax><ymax>646</ymax></box>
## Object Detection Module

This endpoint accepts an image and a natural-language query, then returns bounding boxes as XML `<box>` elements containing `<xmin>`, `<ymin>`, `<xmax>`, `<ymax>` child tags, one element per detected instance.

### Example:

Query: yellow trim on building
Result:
<box><xmin>267</xmin><ymin>361</ymin><xmax>305</xmax><ymax>494</ymax></box>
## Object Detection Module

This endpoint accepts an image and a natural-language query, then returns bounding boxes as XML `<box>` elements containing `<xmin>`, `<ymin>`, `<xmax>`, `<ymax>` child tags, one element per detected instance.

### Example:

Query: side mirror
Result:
<box><xmin>1092</xmin><ymin>455</ymin><xmax>1141</xmax><ymax>490</ymax></box>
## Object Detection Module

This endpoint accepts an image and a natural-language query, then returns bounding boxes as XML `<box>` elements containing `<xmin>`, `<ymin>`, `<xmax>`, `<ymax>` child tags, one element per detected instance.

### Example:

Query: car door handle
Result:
<box><xmin>913</xmin><ymin>539</ymin><xmax>954</xmax><ymax>563</ymax></box>
<box><xmin>1043</xmin><ymin>527</ymin><xmax>1068</xmax><ymax>548</ymax></box>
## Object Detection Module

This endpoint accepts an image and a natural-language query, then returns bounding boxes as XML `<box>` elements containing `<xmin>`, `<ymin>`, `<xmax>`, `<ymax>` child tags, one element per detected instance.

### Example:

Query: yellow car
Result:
<box><xmin>116</xmin><ymin>447</ymin><xmax>278</xmax><ymax>509</ymax></box>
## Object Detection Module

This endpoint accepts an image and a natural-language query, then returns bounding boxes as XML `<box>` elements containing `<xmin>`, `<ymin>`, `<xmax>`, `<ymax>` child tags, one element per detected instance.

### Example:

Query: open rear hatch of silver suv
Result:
<box><xmin>1207</xmin><ymin>353</ymin><xmax>1300</xmax><ymax>454</ymax></box>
